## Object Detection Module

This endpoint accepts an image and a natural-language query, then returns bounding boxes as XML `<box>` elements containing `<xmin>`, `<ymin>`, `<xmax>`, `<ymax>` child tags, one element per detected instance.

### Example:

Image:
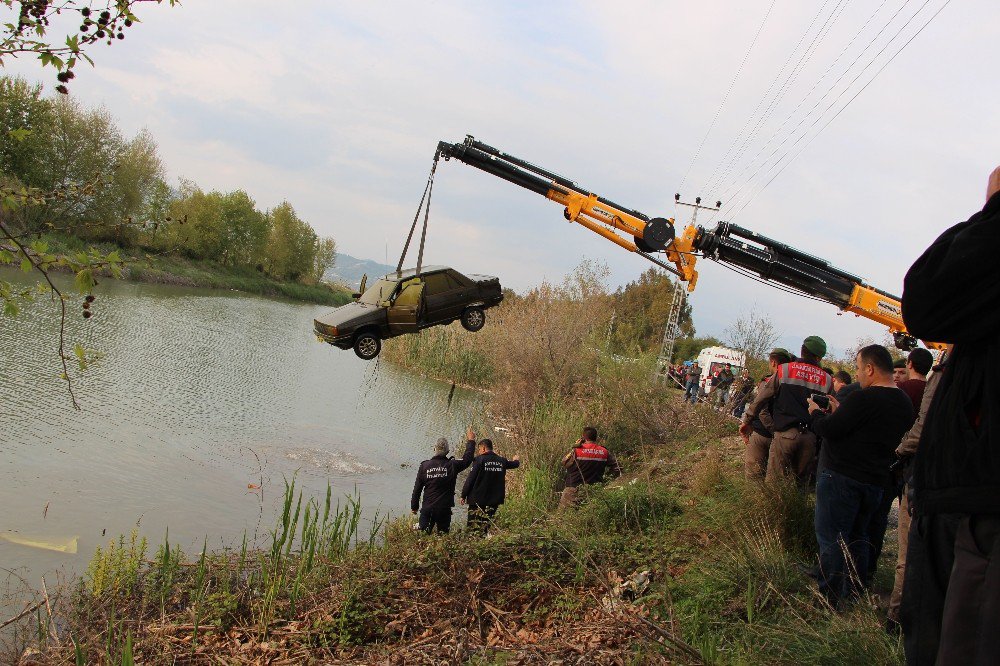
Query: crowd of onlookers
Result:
<box><xmin>701</xmin><ymin>166</ymin><xmax>999</xmax><ymax>665</ymax></box>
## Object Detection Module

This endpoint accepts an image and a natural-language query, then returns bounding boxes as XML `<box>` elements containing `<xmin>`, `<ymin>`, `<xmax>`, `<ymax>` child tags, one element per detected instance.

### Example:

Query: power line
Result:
<box><xmin>676</xmin><ymin>0</ymin><xmax>777</xmax><ymax>193</ymax></box>
<box><xmin>728</xmin><ymin>0</ymin><xmax>951</xmax><ymax>220</ymax></box>
<box><xmin>700</xmin><ymin>0</ymin><xmax>836</xmax><ymax>198</ymax></box>
<box><xmin>708</xmin><ymin>0</ymin><xmax>852</xmax><ymax>199</ymax></box>
<box><xmin>721</xmin><ymin>0</ymin><xmax>916</xmax><ymax>211</ymax></box>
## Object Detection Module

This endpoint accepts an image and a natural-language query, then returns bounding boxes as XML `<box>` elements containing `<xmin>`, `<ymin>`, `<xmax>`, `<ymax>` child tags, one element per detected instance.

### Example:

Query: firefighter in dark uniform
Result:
<box><xmin>740</xmin><ymin>336</ymin><xmax>832</xmax><ymax>484</ymax></box>
<box><xmin>559</xmin><ymin>427</ymin><xmax>623</xmax><ymax>508</ymax></box>
<box><xmin>410</xmin><ymin>428</ymin><xmax>476</xmax><ymax>534</ymax></box>
<box><xmin>460</xmin><ymin>439</ymin><xmax>520</xmax><ymax>535</ymax></box>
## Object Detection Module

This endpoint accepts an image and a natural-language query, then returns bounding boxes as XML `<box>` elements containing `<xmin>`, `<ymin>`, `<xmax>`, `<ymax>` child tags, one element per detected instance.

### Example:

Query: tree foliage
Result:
<box><xmin>607</xmin><ymin>267</ymin><xmax>694</xmax><ymax>355</ymax></box>
<box><xmin>1</xmin><ymin>1</ymin><xmax>177</xmax><ymax>93</ymax></box>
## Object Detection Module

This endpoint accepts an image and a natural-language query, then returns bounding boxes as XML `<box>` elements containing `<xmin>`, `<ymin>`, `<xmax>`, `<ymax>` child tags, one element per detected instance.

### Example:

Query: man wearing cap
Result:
<box><xmin>743</xmin><ymin>348</ymin><xmax>791</xmax><ymax>479</ymax></box>
<box><xmin>411</xmin><ymin>428</ymin><xmax>477</xmax><ymax>534</ymax></box>
<box><xmin>740</xmin><ymin>336</ymin><xmax>832</xmax><ymax>484</ymax></box>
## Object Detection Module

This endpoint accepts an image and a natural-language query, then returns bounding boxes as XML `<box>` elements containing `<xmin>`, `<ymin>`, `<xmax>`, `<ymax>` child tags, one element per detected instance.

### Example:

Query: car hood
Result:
<box><xmin>314</xmin><ymin>302</ymin><xmax>382</xmax><ymax>329</ymax></box>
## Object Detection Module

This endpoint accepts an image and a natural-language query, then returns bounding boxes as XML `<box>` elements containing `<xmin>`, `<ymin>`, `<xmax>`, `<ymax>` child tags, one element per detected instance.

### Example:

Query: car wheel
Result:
<box><xmin>353</xmin><ymin>332</ymin><xmax>381</xmax><ymax>360</ymax></box>
<box><xmin>460</xmin><ymin>306</ymin><xmax>486</xmax><ymax>332</ymax></box>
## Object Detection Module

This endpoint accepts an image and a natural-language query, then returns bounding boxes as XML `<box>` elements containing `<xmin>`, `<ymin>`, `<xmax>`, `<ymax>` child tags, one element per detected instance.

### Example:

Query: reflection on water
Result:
<box><xmin>0</xmin><ymin>269</ymin><xmax>478</xmax><ymax>591</ymax></box>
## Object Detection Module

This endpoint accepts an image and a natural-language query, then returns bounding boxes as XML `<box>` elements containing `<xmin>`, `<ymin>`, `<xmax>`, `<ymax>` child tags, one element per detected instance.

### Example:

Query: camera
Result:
<box><xmin>810</xmin><ymin>393</ymin><xmax>831</xmax><ymax>409</ymax></box>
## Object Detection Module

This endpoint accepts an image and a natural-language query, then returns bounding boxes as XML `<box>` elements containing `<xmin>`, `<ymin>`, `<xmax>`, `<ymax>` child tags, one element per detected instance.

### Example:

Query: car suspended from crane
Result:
<box><xmin>435</xmin><ymin>135</ymin><xmax>939</xmax><ymax>352</ymax></box>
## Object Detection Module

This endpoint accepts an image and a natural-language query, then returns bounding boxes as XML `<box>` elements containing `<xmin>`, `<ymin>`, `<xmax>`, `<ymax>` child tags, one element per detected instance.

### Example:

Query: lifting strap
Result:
<box><xmin>396</xmin><ymin>152</ymin><xmax>440</xmax><ymax>276</ymax></box>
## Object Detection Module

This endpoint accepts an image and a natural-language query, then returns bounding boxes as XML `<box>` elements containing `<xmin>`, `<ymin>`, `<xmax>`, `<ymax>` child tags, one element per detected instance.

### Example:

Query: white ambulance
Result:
<box><xmin>696</xmin><ymin>346</ymin><xmax>746</xmax><ymax>388</ymax></box>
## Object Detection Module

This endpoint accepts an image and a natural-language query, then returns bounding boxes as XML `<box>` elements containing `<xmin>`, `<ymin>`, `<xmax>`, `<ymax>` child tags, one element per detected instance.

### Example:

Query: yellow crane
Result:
<box><xmin>436</xmin><ymin>135</ymin><xmax>939</xmax><ymax>351</ymax></box>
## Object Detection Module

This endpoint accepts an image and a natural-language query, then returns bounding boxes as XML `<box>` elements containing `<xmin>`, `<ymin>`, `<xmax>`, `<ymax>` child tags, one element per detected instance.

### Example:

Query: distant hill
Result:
<box><xmin>324</xmin><ymin>253</ymin><xmax>394</xmax><ymax>289</ymax></box>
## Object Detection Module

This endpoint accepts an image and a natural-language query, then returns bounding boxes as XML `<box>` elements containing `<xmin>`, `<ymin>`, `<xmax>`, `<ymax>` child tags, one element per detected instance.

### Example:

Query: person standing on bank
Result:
<box><xmin>410</xmin><ymin>428</ymin><xmax>477</xmax><ymax>534</ymax></box>
<box><xmin>743</xmin><ymin>348</ymin><xmax>791</xmax><ymax>479</ymax></box>
<box><xmin>741</xmin><ymin>336</ymin><xmax>832</xmax><ymax>484</ymax></box>
<box><xmin>899</xmin><ymin>165</ymin><xmax>1000</xmax><ymax>665</ymax></box>
<box><xmin>460</xmin><ymin>439</ymin><xmax>520</xmax><ymax>535</ymax></box>
<box><xmin>684</xmin><ymin>362</ymin><xmax>702</xmax><ymax>404</ymax></box>
<box><xmin>807</xmin><ymin>345</ymin><xmax>914</xmax><ymax>608</ymax></box>
<box><xmin>559</xmin><ymin>427</ymin><xmax>622</xmax><ymax>508</ymax></box>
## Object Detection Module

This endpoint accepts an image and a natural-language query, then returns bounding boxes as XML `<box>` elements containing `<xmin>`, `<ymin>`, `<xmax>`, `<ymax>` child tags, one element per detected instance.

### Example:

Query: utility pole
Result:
<box><xmin>654</xmin><ymin>195</ymin><xmax>721</xmax><ymax>382</ymax></box>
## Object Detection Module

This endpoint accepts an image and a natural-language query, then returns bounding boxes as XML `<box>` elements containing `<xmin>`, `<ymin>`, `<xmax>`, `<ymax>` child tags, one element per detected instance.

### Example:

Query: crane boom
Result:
<box><xmin>436</xmin><ymin>135</ymin><xmax>935</xmax><ymax>351</ymax></box>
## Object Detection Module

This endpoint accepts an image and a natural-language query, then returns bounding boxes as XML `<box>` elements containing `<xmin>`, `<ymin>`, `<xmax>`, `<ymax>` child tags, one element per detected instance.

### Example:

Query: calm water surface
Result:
<box><xmin>0</xmin><ymin>270</ymin><xmax>479</xmax><ymax>594</ymax></box>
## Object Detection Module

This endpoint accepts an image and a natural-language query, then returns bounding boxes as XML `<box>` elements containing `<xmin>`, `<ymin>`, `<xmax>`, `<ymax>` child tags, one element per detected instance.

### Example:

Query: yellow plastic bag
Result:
<box><xmin>0</xmin><ymin>532</ymin><xmax>78</xmax><ymax>554</ymax></box>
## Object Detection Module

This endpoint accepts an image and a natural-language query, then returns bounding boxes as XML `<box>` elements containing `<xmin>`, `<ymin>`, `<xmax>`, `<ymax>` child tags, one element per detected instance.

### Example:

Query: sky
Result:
<box><xmin>6</xmin><ymin>0</ymin><xmax>998</xmax><ymax>356</ymax></box>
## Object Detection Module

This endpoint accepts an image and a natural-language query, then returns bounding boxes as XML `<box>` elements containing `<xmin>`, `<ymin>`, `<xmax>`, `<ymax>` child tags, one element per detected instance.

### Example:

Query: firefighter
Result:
<box><xmin>740</xmin><ymin>336</ymin><xmax>832</xmax><ymax>484</ymax></box>
<box><xmin>460</xmin><ymin>439</ymin><xmax>520</xmax><ymax>535</ymax></box>
<box><xmin>558</xmin><ymin>427</ymin><xmax>622</xmax><ymax>508</ymax></box>
<box><xmin>410</xmin><ymin>428</ymin><xmax>477</xmax><ymax>534</ymax></box>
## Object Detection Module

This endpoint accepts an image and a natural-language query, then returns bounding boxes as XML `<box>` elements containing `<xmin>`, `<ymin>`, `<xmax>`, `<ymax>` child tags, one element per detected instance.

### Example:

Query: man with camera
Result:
<box><xmin>741</xmin><ymin>336</ymin><xmax>831</xmax><ymax>484</ymax></box>
<box><xmin>807</xmin><ymin>345</ymin><xmax>914</xmax><ymax>608</ymax></box>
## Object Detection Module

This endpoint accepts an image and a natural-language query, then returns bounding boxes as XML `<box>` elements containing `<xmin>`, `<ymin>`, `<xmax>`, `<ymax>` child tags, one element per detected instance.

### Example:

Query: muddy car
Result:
<box><xmin>314</xmin><ymin>266</ymin><xmax>503</xmax><ymax>359</ymax></box>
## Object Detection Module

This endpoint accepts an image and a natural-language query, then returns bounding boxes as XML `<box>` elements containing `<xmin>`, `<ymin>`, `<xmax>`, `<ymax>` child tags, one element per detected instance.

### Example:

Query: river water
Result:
<box><xmin>0</xmin><ymin>269</ymin><xmax>479</xmax><ymax>596</ymax></box>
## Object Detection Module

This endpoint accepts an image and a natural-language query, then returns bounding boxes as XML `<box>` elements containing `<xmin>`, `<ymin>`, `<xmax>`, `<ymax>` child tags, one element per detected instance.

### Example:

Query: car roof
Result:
<box><xmin>380</xmin><ymin>266</ymin><xmax>451</xmax><ymax>280</ymax></box>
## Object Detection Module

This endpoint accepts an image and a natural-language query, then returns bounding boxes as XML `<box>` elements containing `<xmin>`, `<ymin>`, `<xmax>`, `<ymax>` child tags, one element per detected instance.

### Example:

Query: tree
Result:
<box><xmin>311</xmin><ymin>236</ymin><xmax>336</xmax><ymax>283</ymax></box>
<box><xmin>609</xmin><ymin>267</ymin><xmax>694</xmax><ymax>354</ymax></box>
<box><xmin>724</xmin><ymin>310</ymin><xmax>780</xmax><ymax>379</ymax></box>
<box><xmin>1</xmin><ymin>1</ymin><xmax>177</xmax><ymax>93</ymax></box>
<box><xmin>266</xmin><ymin>201</ymin><xmax>317</xmax><ymax>281</ymax></box>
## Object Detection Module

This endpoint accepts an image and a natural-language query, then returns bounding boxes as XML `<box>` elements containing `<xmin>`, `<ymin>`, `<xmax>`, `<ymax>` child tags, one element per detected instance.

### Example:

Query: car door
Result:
<box><xmin>387</xmin><ymin>280</ymin><xmax>424</xmax><ymax>335</ymax></box>
<box><xmin>441</xmin><ymin>270</ymin><xmax>475</xmax><ymax>319</ymax></box>
<box><xmin>422</xmin><ymin>272</ymin><xmax>456</xmax><ymax>324</ymax></box>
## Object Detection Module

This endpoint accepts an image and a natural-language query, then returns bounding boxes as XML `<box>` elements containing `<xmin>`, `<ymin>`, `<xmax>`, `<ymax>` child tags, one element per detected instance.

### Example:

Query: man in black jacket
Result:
<box><xmin>410</xmin><ymin>428</ymin><xmax>476</xmax><ymax>534</ymax></box>
<box><xmin>807</xmin><ymin>345</ymin><xmax>914</xmax><ymax>608</ymax></box>
<box><xmin>899</xmin><ymin>166</ymin><xmax>1000</xmax><ymax>665</ymax></box>
<box><xmin>460</xmin><ymin>439</ymin><xmax>520</xmax><ymax>535</ymax></box>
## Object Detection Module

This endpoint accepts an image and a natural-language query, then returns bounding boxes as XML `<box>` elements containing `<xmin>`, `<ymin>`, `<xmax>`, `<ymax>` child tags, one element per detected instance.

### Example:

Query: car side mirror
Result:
<box><xmin>380</xmin><ymin>300</ymin><xmax>391</xmax><ymax>308</ymax></box>
<box><xmin>352</xmin><ymin>292</ymin><xmax>362</xmax><ymax>300</ymax></box>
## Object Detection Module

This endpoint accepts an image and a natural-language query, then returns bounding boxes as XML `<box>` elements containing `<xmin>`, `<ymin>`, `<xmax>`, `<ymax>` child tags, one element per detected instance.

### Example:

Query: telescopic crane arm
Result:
<box><xmin>436</xmin><ymin>135</ymin><xmax>934</xmax><ymax>351</ymax></box>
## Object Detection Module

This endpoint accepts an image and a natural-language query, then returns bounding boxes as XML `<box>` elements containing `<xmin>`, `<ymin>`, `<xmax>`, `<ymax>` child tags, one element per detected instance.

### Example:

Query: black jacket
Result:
<box><xmin>563</xmin><ymin>442</ymin><xmax>622</xmax><ymax>488</ymax></box>
<box><xmin>810</xmin><ymin>386</ymin><xmax>914</xmax><ymax>486</ymax></box>
<box><xmin>411</xmin><ymin>440</ymin><xmax>476</xmax><ymax>511</ymax></box>
<box><xmin>744</xmin><ymin>361</ymin><xmax>832</xmax><ymax>433</ymax></box>
<box><xmin>903</xmin><ymin>191</ymin><xmax>1000</xmax><ymax>515</ymax></box>
<box><xmin>460</xmin><ymin>452</ymin><xmax>520</xmax><ymax>507</ymax></box>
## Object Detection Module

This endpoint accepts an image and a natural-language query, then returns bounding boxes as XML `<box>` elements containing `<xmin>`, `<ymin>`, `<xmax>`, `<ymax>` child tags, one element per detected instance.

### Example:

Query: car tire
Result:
<box><xmin>353</xmin><ymin>332</ymin><xmax>381</xmax><ymax>360</ymax></box>
<box><xmin>460</xmin><ymin>306</ymin><xmax>486</xmax><ymax>332</ymax></box>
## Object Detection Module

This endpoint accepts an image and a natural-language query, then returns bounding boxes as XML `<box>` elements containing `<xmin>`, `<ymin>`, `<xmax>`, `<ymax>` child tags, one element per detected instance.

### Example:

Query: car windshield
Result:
<box><xmin>357</xmin><ymin>278</ymin><xmax>399</xmax><ymax>305</ymax></box>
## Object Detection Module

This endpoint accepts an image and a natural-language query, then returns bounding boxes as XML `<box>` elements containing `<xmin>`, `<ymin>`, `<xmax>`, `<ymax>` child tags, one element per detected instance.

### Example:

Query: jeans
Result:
<box><xmin>866</xmin><ymin>477</ymin><xmax>903</xmax><ymax>586</ymax></box>
<box><xmin>684</xmin><ymin>380</ymin><xmax>699</xmax><ymax>404</ymax></box>
<box><xmin>418</xmin><ymin>507</ymin><xmax>452</xmax><ymax>534</ymax></box>
<box><xmin>815</xmin><ymin>468</ymin><xmax>884</xmax><ymax>607</ymax></box>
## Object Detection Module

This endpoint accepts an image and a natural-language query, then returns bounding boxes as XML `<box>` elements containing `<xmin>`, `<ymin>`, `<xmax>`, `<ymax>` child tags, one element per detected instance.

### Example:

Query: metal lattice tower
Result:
<box><xmin>656</xmin><ymin>279</ymin><xmax>686</xmax><ymax>373</ymax></box>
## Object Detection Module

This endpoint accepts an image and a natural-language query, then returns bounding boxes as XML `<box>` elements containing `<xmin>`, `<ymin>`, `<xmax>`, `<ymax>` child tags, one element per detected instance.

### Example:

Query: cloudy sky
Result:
<box><xmin>8</xmin><ymin>0</ymin><xmax>998</xmax><ymax>355</ymax></box>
